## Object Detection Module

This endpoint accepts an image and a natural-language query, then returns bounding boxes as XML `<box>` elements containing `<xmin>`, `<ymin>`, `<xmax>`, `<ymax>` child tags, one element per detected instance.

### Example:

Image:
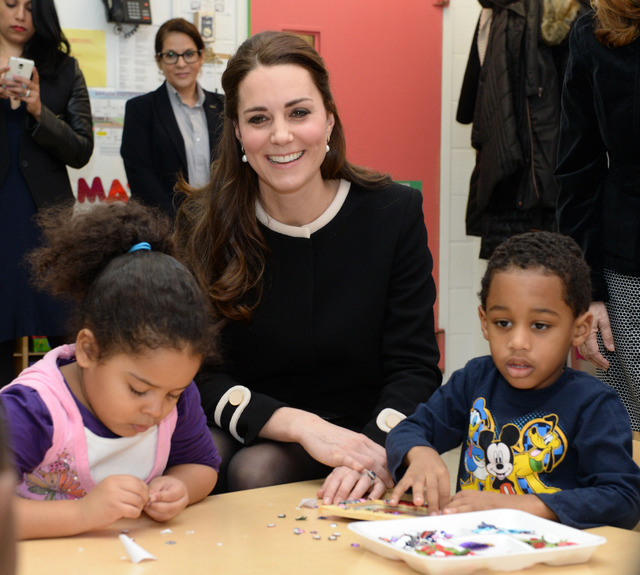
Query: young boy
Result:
<box><xmin>386</xmin><ymin>232</ymin><xmax>640</xmax><ymax>529</ymax></box>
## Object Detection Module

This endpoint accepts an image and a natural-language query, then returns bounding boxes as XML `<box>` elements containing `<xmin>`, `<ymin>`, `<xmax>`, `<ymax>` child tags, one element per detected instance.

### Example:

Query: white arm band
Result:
<box><xmin>213</xmin><ymin>385</ymin><xmax>252</xmax><ymax>444</ymax></box>
<box><xmin>376</xmin><ymin>408</ymin><xmax>406</xmax><ymax>433</ymax></box>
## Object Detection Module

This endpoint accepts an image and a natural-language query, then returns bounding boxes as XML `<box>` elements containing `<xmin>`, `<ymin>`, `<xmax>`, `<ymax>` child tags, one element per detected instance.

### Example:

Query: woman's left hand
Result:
<box><xmin>317</xmin><ymin>465</ymin><xmax>391</xmax><ymax>505</ymax></box>
<box><xmin>2</xmin><ymin>65</ymin><xmax>42</xmax><ymax>121</ymax></box>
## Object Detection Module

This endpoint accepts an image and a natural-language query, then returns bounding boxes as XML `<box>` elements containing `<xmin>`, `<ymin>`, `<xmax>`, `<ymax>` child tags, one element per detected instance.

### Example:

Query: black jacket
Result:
<box><xmin>458</xmin><ymin>0</ymin><xmax>584</xmax><ymax>258</ymax></box>
<box><xmin>0</xmin><ymin>56</ymin><xmax>93</xmax><ymax>208</ymax></box>
<box><xmin>556</xmin><ymin>12</ymin><xmax>640</xmax><ymax>301</ymax></box>
<box><xmin>120</xmin><ymin>82</ymin><xmax>224</xmax><ymax>219</ymax></box>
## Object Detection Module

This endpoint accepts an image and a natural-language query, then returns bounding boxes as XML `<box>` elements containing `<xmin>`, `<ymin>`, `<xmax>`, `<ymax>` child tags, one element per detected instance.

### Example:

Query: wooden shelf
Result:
<box><xmin>12</xmin><ymin>337</ymin><xmax>47</xmax><ymax>377</ymax></box>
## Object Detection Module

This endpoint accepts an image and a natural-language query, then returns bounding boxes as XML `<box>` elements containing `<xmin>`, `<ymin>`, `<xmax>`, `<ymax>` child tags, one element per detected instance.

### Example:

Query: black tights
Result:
<box><xmin>209</xmin><ymin>427</ymin><xmax>331</xmax><ymax>494</ymax></box>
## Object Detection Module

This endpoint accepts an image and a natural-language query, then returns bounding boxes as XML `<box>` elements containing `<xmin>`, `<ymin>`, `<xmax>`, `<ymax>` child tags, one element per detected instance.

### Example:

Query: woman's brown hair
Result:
<box><xmin>174</xmin><ymin>31</ymin><xmax>391</xmax><ymax>323</ymax></box>
<box><xmin>592</xmin><ymin>0</ymin><xmax>640</xmax><ymax>47</ymax></box>
<box><xmin>155</xmin><ymin>18</ymin><xmax>205</xmax><ymax>57</ymax></box>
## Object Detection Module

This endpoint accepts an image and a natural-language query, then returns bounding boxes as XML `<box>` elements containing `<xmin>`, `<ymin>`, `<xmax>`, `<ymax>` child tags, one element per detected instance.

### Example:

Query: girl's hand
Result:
<box><xmin>78</xmin><ymin>475</ymin><xmax>149</xmax><ymax>531</ymax></box>
<box><xmin>317</xmin><ymin>465</ymin><xmax>389</xmax><ymax>504</ymax></box>
<box><xmin>145</xmin><ymin>476</ymin><xmax>189</xmax><ymax>522</ymax></box>
<box><xmin>388</xmin><ymin>445</ymin><xmax>450</xmax><ymax>513</ymax></box>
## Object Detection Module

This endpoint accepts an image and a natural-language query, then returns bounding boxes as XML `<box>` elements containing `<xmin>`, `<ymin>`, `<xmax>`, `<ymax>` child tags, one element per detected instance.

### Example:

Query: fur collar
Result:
<box><xmin>541</xmin><ymin>0</ymin><xmax>581</xmax><ymax>45</ymax></box>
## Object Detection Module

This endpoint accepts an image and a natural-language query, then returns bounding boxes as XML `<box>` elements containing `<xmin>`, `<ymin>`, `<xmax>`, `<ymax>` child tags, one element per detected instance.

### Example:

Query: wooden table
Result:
<box><xmin>16</xmin><ymin>480</ymin><xmax>640</xmax><ymax>575</ymax></box>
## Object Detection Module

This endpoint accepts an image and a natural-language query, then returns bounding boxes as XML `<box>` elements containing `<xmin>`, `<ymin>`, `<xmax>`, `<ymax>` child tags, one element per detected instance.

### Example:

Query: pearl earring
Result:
<box><xmin>326</xmin><ymin>144</ymin><xmax>330</xmax><ymax>153</ymax></box>
<box><xmin>241</xmin><ymin>144</ymin><xmax>247</xmax><ymax>163</ymax></box>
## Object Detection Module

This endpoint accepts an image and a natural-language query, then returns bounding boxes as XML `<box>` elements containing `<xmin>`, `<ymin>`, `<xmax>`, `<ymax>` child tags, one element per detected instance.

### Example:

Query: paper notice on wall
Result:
<box><xmin>67</xmin><ymin>89</ymin><xmax>141</xmax><ymax>202</ymax></box>
<box><xmin>64</xmin><ymin>29</ymin><xmax>107</xmax><ymax>88</ymax></box>
<box><xmin>116</xmin><ymin>25</ymin><xmax>160</xmax><ymax>92</ymax></box>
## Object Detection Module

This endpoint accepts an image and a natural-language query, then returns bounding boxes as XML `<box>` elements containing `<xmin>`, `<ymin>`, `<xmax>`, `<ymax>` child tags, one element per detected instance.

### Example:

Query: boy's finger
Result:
<box><xmin>424</xmin><ymin>477</ymin><xmax>441</xmax><ymax>514</ymax></box>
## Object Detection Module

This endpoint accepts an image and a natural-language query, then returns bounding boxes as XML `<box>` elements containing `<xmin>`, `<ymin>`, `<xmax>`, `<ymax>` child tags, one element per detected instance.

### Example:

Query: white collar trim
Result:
<box><xmin>255</xmin><ymin>179</ymin><xmax>350</xmax><ymax>238</ymax></box>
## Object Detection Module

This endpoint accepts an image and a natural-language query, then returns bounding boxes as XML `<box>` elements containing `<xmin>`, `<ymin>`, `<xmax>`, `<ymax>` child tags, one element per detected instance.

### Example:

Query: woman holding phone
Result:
<box><xmin>0</xmin><ymin>0</ymin><xmax>93</xmax><ymax>386</ymax></box>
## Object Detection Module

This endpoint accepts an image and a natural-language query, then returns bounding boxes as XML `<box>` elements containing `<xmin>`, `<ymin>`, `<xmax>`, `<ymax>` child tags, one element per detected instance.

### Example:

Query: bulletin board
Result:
<box><xmin>57</xmin><ymin>0</ymin><xmax>247</xmax><ymax>203</ymax></box>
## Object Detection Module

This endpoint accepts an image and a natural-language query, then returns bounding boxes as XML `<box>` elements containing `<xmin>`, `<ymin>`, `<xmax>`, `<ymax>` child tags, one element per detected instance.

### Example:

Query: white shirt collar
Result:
<box><xmin>255</xmin><ymin>179</ymin><xmax>350</xmax><ymax>238</ymax></box>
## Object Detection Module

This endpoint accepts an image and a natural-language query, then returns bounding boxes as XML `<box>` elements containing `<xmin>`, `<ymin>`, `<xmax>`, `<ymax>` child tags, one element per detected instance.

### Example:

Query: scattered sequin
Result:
<box><xmin>267</xmin><ymin>523</ymin><xmax>276</xmax><ymax>528</ymax></box>
<box><xmin>351</xmin><ymin>543</ymin><xmax>360</xmax><ymax>548</ymax></box>
<box><xmin>165</xmin><ymin>541</ymin><xmax>177</xmax><ymax>545</ymax></box>
<box><xmin>296</xmin><ymin>516</ymin><xmax>307</xmax><ymax>521</ymax></box>
<box><xmin>278</xmin><ymin>514</ymin><xmax>286</xmax><ymax>518</ymax></box>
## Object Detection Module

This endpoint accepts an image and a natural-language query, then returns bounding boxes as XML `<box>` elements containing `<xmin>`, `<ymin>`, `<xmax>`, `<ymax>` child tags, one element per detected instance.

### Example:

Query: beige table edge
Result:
<box><xmin>16</xmin><ymin>480</ymin><xmax>640</xmax><ymax>575</ymax></box>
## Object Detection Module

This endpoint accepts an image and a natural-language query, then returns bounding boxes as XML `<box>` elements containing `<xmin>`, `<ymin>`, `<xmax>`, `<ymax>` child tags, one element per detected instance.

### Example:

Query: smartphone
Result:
<box><xmin>6</xmin><ymin>56</ymin><xmax>34</xmax><ymax>87</ymax></box>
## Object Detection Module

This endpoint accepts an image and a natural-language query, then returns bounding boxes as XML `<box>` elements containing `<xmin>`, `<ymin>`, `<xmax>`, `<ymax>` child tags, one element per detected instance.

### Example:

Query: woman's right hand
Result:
<box><xmin>78</xmin><ymin>475</ymin><xmax>150</xmax><ymax>531</ymax></box>
<box><xmin>260</xmin><ymin>407</ymin><xmax>392</xmax><ymax>485</ymax></box>
<box><xmin>579</xmin><ymin>301</ymin><xmax>614</xmax><ymax>370</ymax></box>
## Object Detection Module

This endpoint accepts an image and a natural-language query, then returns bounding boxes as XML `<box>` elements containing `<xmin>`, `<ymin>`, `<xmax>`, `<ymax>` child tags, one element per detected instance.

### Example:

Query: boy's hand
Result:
<box><xmin>145</xmin><ymin>476</ymin><xmax>189</xmax><ymax>522</ymax></box>
<box><xmin>388</xmin><ymin>446</ymin><xmax>451</xmax><ymax>513</ymax></box>
<box><xmin>444</xmin><ymin>491</ymin><xmax>557</xmax><ymax>521</ymax></box>
<box><xmin>78</xmin><ymin>475</ymin><xmax>149</xmax><ymax>531</ymax></box>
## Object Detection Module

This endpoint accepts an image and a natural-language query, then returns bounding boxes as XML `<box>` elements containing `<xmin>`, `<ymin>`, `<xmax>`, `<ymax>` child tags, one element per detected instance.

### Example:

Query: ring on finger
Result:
<box><xmin>25</xmin><ymin>89</ymin><xmax>30</xmax><ymax>98</ymax></box>
<box><xmin>365</xmin><ymin>469</ymin><xmax>377</xmax><ymax>484</ymax></box>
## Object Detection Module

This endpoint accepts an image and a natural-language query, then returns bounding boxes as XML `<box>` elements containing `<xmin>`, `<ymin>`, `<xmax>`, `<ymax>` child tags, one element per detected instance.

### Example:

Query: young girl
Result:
<box><xmin>0</xmin><ymin>200</ymin><xmax>220</xmax><ymax>540</ymax></box>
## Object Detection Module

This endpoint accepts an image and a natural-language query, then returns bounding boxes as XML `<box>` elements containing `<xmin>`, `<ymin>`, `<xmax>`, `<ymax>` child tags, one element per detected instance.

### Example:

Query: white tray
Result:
<box><xmin>347</xmin><ymin>509</ymin><xmax>606</xmax><ymax>575</ymax></box>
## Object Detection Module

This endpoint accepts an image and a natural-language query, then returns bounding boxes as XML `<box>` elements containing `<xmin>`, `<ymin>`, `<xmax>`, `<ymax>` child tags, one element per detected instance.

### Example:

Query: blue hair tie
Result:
<box><xmin>128</xmin><ymin>242</ymin><xmax>151</xmax><ymax>253</ymax></box>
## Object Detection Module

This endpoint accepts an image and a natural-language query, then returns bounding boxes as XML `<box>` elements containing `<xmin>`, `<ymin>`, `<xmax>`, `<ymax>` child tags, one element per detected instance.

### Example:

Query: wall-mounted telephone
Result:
<box><xmin>102</xmin><ymin>0</ymin><xmax>152</xmax><ymax>26</ymax></box>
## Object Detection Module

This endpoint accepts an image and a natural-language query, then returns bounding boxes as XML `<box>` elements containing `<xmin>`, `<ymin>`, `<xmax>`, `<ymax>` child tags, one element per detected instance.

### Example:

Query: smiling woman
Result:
<box><xmin>173</xmin><ymin>30</ymin><xmax>442</xmax><ymax>502</ymax></box>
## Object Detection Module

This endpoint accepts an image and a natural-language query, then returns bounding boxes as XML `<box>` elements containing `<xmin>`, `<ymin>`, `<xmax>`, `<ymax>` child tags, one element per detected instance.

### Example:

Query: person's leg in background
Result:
<box><xmin>0</xmin><ymin>340</ymin><xmax>16</xmax><ymax>389</ymax></box>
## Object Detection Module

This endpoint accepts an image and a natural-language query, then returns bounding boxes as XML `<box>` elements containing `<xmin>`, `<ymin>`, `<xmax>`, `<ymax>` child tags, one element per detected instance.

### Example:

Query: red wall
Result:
<box><xmin>250</xmin><ymin>1</ymin><xmax>443</xmax><ymax>325</ymax></box>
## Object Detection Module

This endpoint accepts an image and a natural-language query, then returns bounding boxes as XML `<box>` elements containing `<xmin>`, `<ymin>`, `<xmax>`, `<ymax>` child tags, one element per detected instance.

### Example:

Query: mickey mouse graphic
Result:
<box><xmin>478</xmin><ymin>424</ymin><xmax>520</xmax><ymax>495</ymax></box>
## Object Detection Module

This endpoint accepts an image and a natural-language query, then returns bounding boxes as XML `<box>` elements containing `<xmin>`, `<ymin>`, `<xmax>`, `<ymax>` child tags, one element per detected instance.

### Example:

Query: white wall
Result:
<box><xmin>439</xmin><ymin>1</ymin><xmax>489</xmax><ymax>382</ymax></box>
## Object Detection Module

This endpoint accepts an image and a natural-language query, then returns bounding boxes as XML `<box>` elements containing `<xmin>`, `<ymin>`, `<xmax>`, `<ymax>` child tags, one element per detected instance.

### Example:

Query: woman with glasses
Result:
<box><xmin>120</xmin><ymin>18</ymin><xmax>224</xmax><ymax>219</ymax></box>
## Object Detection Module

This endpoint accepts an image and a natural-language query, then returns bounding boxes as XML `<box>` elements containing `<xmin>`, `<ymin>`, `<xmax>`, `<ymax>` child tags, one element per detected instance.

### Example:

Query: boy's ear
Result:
<box><xmin>75</xmin><ymin>329</ymin><xmax>99</xmax><ymax>368</ymax></box>
<box><xmin>478</xmin><ymin>305</ymin><xmax>490</xmax><ymax>341</ymax></box>
<box><xmin>572</xmin><ymin>310</ymin><xmax>593</xmax><ymax>347</ymax></box>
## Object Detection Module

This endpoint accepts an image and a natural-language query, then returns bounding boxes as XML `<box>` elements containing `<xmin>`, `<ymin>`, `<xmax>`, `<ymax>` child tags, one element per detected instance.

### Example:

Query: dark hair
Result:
<box><xmin>591</xmin><ymin>0</ymin><xmax>640</xmax><ymax>47</ymax></box>
<box><xmin>155</xmin><ymin>18</ymin><xmax>205</xmax><ymax>57</ymax></box>
<box><xmin>22</xmin><ymin>0</ymin><xmax>71</xmax><ymax>78</ymax></box>
<box><xmin>174</xmin><ymin>30</ymin><xmax>392</xmax><ymax>322</ymax></box>
<box><xmin>28</xmin><ymin>200</ymin><xmax>218</xmax><ymax>362</ymax></box>
<box><xmin>479</xmin><ymin>231</ymin><xmax>592</xmax><ymax>317</ymax></box>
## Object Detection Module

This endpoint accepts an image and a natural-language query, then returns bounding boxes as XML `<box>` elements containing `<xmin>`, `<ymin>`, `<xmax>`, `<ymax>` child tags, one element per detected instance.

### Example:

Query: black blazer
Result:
<box><xmin>120</xmin><ymin>82</ymin><xmax>224</xmax><ymax>219</ymax></box>
<box><xmin>197</xmin><ymin>182</ymin><xmax>442</xmax><ymax>446</ymax></box>
<box><xmin>556</xmin><ymin>13</ymin><xmax>640</xmax><ymax>300</ymax></box>
<box><xmin>0</xmin><ymin>57</ymin><xmax>93</xmax><ymax>209</ymax></box>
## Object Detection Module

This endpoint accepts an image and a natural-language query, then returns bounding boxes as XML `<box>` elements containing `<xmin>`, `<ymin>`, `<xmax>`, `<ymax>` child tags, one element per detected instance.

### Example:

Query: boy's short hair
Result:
<box><xmin>479</xmin><ymin>231</ymin><xmax>592</xmax><ymax>317</ymax></box>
